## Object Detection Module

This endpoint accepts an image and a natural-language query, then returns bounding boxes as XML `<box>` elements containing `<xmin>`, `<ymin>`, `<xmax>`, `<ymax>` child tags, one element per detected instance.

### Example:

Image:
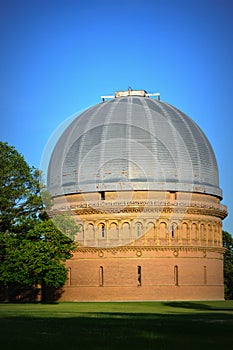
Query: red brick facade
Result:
<box><xmin>61</xmin><ymin>246</ymin><xmax>224</xmax><ymax>301</ymax></box>
<box><xmin>51</xmin><ymin>190</ymin><xmax>227</xmax><ymax>301</ymax></box>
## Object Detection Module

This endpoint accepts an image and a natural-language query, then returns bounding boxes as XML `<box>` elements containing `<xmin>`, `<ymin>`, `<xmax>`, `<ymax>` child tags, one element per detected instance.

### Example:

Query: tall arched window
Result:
<box><xmin>99</xmin><ymin>266</ymin><xmax>104</xmax><ymax>286</ymax></box>
<box><xmin>122</xmin><ymin>222</ymin><xmax>130</xmax><ymax>239</ymax></box>
<box><xmin>191</xmin><ymin>223</ymin><xmax>197</xmax><ymax>240</ymax></box>
<box><xmin>204</xmin><ymin>266</ymin><xmax>207</xmax><ymax>285</ymax></box>
<box><xmin>137</xmin><ymin>266</ymin><xmax>142</xmax><ymax>286</ymax></box>
<box><xmin>159</xmin><ymin>222</ymin><xmax>167</xmax><ymax>239</ymax></box>
<box><xmin>109</xmin><ymin>222</ymin><xmax>118</xmax><ymax>240</ymax></box>
<box><xmin>174</xmin><ymin>265</ymin><xmax>178</xmax><ymax>286</ymax></box>
<box><xmin>86</xmin><ymin>223</ymin><xmax>95</xmax><ymax>240</ymax></box>
<box><xmin>136</xmin><ymin>223</ymin><xmax>142</xmax><ymax>237</ymax></box>
<box><xmin>101</xmin><ymin>224</ymin><xmax>105</xmax><ymax>238</ymax></box>
<box><xmin>171</xmin><ymin>223</ymin><xmax>177</xmax><ymax>238</ymax></box>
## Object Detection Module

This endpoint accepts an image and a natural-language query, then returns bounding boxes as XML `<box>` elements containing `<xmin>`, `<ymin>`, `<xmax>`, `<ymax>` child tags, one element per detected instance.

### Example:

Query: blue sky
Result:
<box><xmin>1</xmin><ymin>0</ymin><xmax>233</xmax><ymax>233</ymax></box>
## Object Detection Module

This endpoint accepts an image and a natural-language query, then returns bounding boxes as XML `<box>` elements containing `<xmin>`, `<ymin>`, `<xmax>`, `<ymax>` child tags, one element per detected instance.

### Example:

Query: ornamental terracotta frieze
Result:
<box><xmin>74</xmin><ymin>245</ymin><xmax>225</xmax><ymax>255</ymax></box>
<box><xmin>51</xmin><ymin>199</ymin><xmax>227</xmax><ymax>218</ymax></box>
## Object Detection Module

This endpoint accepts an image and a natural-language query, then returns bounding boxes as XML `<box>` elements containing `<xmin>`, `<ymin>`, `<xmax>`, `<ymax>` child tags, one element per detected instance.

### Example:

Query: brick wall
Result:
<box><xmin>60</xmin><ymin>248</ymin><xmax>224</xmax><ymax>301</ymax></box>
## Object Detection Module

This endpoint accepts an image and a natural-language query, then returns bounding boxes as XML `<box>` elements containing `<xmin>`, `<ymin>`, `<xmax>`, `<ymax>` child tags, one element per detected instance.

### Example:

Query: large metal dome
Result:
<box><xmin>47</xmin><ymin>92</ymin><xmax>222</xmax><ymax>198</ymax></box>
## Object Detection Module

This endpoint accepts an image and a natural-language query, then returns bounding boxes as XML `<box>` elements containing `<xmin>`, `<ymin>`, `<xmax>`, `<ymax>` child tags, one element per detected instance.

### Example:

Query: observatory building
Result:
<box><xmin>48</xmin><ymin>89</ymin><xmax>227</xmax><ymax>301</ymax></box>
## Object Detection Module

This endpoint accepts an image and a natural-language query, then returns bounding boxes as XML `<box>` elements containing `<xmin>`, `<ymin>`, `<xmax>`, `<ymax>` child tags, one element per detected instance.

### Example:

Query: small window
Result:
<box><xmin>174</xmin><ymin>265</ymin><xmax>178</xmax><ymax>286</ymax></box>
<box><xmin>204</xmin><ymin>266</ymin><xmax>207</xmax><ymax>285</ymax></box>
<box><xmin>171</xmin><ymin>223</ymin><xmax>176</xmax><ymax>238</ymax></box>
<box><xmin>170</xmin><ymin>191</ymin><xmax>177</xmax><ymax>200</ymax></box>
<box><xmin>100</xmin><ymin>191</ymin><xmax>105</xmax><ymax>200</ymax></box>
<box><xmin>137</xmin><ymin>266</ymin><xmax>142</xmax><ymax>286</ymax></box>
<box><xmin>99</xmin><ymin>266</ymin><xmax>104</xmax><ymax>286</ymax></box>
<box><xmin>101</xmin><ymin>224</ymin><xmax>105</xmax><ymax>238</ymax></box>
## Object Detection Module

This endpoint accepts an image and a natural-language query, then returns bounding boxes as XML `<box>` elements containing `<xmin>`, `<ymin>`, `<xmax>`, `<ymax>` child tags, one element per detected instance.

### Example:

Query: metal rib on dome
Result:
<box><xmin>47</xmin><ymin>95</ymin><xmax>222</xmax><ymax>198</ymax></box>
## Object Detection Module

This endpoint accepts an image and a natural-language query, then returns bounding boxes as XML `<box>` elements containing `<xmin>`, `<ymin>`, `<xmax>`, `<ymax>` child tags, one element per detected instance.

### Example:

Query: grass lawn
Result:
<box><xmin>0</xmin><ymin>300</ymin><xmax>233</xmax><ymax>350</ymax></box>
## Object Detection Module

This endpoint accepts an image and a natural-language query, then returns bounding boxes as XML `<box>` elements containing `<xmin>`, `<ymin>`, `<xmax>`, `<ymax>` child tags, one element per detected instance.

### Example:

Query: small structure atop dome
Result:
<box><xmin>115</xmin><ymin>89</ymin><xmax>147</xmax><ymax>97</ymax></box>
<box><xmin>101</xmin><ymin>88</ymin><xmax>160</xmax><ymax>101</ymax></box>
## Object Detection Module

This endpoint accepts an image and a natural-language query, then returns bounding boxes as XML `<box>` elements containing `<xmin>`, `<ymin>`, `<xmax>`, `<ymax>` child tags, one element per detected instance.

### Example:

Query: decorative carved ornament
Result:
<box><xmin>51</xmin><ymin>199</ymin><xmax>227</xmax><ymax>219</ymax></box>
<box><xmin>74</xmin><ymin>245</ymin><xmax>225</xmax><ymax>255</ymax></box>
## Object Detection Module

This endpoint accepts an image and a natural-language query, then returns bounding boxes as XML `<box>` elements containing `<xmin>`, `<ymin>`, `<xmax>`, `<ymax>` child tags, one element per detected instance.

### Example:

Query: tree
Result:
<box><xmin>0</xmin><ymin>142</ymin><xmax>77</xmax><ymax>301</ymax></box>
<box><xmin>222</xmin><ymin>230</ymin><xmax>233</xmax><ymax>299</ymax></box>
<box><xmin>0</xmin><ymin>141</ymin><xmax>43</xmax><ymax>234</ymax></box>
<box><xmin>26</xmin><ymin>220</ymin><xmax>76</xmax><ymax>301</ymax></box>
<box><xmin>0</xmin><ymin>220</ymin><xmax>77</xmax><ymax>302</ymax></box>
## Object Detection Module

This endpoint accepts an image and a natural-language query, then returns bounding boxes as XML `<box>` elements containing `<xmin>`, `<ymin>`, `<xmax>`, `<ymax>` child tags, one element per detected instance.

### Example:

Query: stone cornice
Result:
<box><xmin>51</xmin><ymin>199</ymin><xmax>227</xmax><ymax>219</ymax></box>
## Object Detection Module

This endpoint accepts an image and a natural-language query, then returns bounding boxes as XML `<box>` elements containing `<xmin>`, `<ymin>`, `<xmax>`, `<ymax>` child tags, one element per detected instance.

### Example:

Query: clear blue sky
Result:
<box><xmin>1</xmin><ymin>0</ymin><xmax>233</xmax><ymax>233</ymax></box>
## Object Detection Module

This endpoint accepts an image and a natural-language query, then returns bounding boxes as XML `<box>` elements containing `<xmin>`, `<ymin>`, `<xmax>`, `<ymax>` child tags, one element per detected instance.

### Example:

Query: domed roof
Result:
<box><xmin>47</xmin><ymin>92</ymin><xmax>222</xmax><ymax>198</ymax></box>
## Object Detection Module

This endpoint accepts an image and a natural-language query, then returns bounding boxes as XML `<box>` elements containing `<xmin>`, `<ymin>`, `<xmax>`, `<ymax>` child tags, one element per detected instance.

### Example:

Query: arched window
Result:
<box><xmin>101</xmin><ymin>224</ymin><xmax>105</xmax><ymax>238</ymax></box>
<box><xmin>109</xmin><ymin>222</ymin><xmax>118</xmax><ymax>240</ymax></box>
<box><xmin>86</xmin><ymin>223</ymin><xmax>95</xmax><ymax>240</ymax></box>
<box><xmin>137</xmin><ymin>266</ymin><xmax>142</xmax><ymax>286</ymax></box>
<box><xmin>191</xmin><ymin>223</ymin><xmax>197</xmax><ymax>240</ymax></box>
<box><xmin>204</xmin><ymin>266</ymin><xmax>207</xmax><ymax>285</ymax></box>
<box><xmin>181</xmin><ymin>222</ymin><xmax>188</xmax><ymax>240</ymax></box>
<box><xmin>174</xmin><ymin>265</ymin><xmax>178</xmax><ymax>286</ymax></box>
<box><xmin>136</xmin><ymin>223</ymin><xmax>142</xmax><ymax>237</ymax></box>
<box><xmin>122</xmin><ymin>222</ymin><xmax>130</xmax><ymax>239</ymax></box>
<box><xmin>99</xmin><ymin>266</ymin><xmax>104</xmax><ymax>286</ymax></box>
<box><xmin>171</xmin><ymin>223</ymin><xmax>177</xmax><ymax>238</ymax></box>
<box><xmin>200</xmin><ymin>224</ymin><xmax>206</xmax><ymax>241</ymax></box>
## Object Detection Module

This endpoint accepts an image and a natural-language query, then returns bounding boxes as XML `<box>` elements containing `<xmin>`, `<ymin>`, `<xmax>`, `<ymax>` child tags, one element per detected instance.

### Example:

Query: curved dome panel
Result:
<box><xmin>47</xmin><ymin>96</ymin><xmax>222</xmax><ymax>198</ymax></box>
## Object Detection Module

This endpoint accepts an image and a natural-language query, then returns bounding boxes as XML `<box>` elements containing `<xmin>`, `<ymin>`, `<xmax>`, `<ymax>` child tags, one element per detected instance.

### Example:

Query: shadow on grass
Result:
<box><xmin>163</xmin><ymin>301</ymin><xmax>233</xmax><ymax>312</ymax></box>
<box><xmin>0</xmin><ymin>311</ymin><xmax>233</xmax><ymax>350</ymax></box>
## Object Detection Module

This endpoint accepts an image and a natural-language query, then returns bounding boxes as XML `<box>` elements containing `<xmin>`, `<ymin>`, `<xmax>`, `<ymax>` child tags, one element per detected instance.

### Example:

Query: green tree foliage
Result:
<box><xmin>0</xmin><ymin>141</ymin><xmax>77</xmax><ymax>301</ymax></box>
<box><xmin>222</xmin><ymin>230</ymin><xmax>233</xmax><ymax>299</ymax></box>
<box><xmin>0</xmin><ymin>221</ymin><xmax>75</xmax><ymax>283</ymax></box>
<box><xmin>0</xmin><ymin>141</ymin><xmax>43</xmax><ymax>234</ymax></box>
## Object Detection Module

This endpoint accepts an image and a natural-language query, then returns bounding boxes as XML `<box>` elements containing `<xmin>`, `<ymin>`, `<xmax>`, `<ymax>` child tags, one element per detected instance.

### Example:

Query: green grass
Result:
<box><xmin>0</xmin><ymin>301</ymin><xmax>233</xmax><ymax>350</ymax></box>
